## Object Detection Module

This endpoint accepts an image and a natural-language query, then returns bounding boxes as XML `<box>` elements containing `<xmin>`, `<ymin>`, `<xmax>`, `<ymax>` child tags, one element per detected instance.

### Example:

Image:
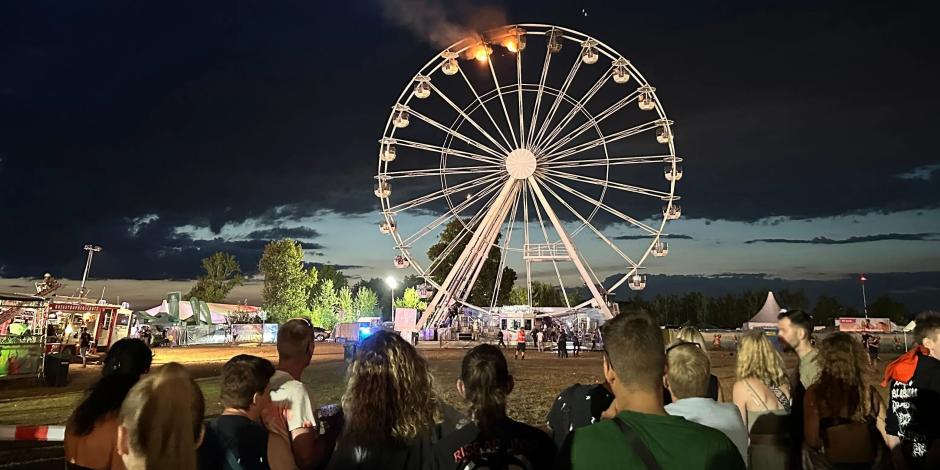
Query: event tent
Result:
<box><xmin>742</xmin><ymin>291</ymin><xmax>782</xmax><ymax>330</ymax></box>
<box><xmin>140</xmin><ymin>300</ymin><xmax>262</xmax><ymax>325</ymax></box>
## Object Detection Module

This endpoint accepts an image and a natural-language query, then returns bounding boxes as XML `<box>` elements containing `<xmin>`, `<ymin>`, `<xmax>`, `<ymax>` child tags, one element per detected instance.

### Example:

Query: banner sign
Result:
<box><xmin>232</xmin><ymin>324</ymin><xmax>263</xmax><ymax>343</ymax></box>
<box><xmin>838</xmin><ymin>317</ymin><xmax>891</xmax><ymax>333</ymax></box>
<box><xmin>48</xmin><ymin>303</ymin><xmax>111</xmax><ymax>313</ymax></box>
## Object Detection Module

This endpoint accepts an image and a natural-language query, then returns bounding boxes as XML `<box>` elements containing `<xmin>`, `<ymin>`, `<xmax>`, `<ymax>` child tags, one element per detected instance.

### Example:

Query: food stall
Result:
<box><xmin>0</xmin><ymin>293</ymin><xmax>47</xmax><ymax>380</ymax></box>
<box><xmin>46</xmin><ymin>297</ymin><xmax>131</xmax><ymax>355</ymax></box>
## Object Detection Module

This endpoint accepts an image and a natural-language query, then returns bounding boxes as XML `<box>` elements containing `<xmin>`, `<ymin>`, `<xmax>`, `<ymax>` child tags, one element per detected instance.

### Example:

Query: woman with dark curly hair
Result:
<box><xmin>803</xmin><ymin>332</ymin><xmax>890</xmax><ymax>469</ymax></box>
<box><xmin>327</xmin><ymin>330</ymin><xmax>463</xmax><ymax>470</ymax></box>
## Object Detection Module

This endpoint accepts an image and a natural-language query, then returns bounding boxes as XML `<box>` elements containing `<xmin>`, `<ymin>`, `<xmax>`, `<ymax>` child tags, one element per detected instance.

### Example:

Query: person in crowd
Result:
<box><xmin>804</xmin><ymin>332</ymin><xmax>890</xmax><ymax>469</ymax></box>
<box><xmin>869</xmin><ymin>334</ymin><xmax>881</xmax><ymax>365</ymax></box>
<box><xmin>732</xmin><ymin>330</ymin><xmax>792</xmax><ymax>470</ymax></box>
<box><xmin>536</xmin><ymin>329</ymin><xmax>545</xmax><ymax>353</ymax></box>
<box><xmin>117</xmin><ymin>363</ymin><xmax>205</xmax><ymax>470</ymax></box>
<box><xmin>497</xmin><ymin>328</ymin><xmax>506</xmax><ymax>349</ymax></box>
<box><xmin>664</xmin><ymin>342</ymin><xmax>749</xmax><ymax>463</ymax></box>
<box><xmin>777</xmin><ymin>309</ymin><xmax>820</xmax><ymax>389</ymax></box>
<box><xmin>556</xmin><ymin>311</ymin><xmax>744</xmax><ymax>469</ymax></box>
<box><xmin>199</xmin><ymin>355</ymin><xmax>276</xmax><ymax>470</ymax></box>
<box><xmin>80</xmin><ymin>326</ymin><xmax>93</xmax><ymax>367</ymax></box>
<box><xmin>778</xmin><ymin>309</ymin><xmax>819</xmax><ymax>466</ymax></box>
<box><xmin>672</xmin><ymin>326</ymin><xmax>725</xmax><ymax>402</ymax></box>
<box><xmin>65</xmin><ymin>338</ymin><xmax>153</xmax><ymax>470</ymax></box>
<box><xmin>261</xmin><ymin>318</ymin><xmax>332</xmax><ymax>470</ymax></box>
<box><xmin>573</xmin><ymin>330</ymin><xmax>581</xmax><ymax>356</ymax></box>
<box><xmin>514</xmin><ymin>328</ymin><xmax>527</xmax><ymax>360</ymax></box>
<box><xmin>328</xmin><ymin>330</ymin><xmax>463</xmax><ymax>470</ymax></box>
<box><xmin>546</xmin><ymin>380</ymin><xmax>615</xmax><ymax>448</ymax></box>
<box><xmin>557</xmin><ymin>330</ymin><xmax>568</xmax><ymax>359</ymax></box>
<box><xmin>883</xmin><ymin>311</ymin><xmax>940</xmax><ymax>469</ymax></box>
<box><xmin>432</xmin><ymin>344</ymin><xmax>556</xmax><ymax>469</ymax></box>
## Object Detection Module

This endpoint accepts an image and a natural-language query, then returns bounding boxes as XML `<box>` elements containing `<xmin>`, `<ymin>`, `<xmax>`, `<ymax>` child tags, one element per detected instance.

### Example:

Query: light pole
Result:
<box><xmin>79</xmin><ymin>244</ymin><xmax>102</xmax><ymax>298</ymax></box>
<box><xmin>385</xmin><ymin>276</ymin><xmax>398</xmax><ymax>323</ymax></box>
<box><xmin>859</xmin><ymin>273</ymin><xmax>869</xmax><ymax>318</ymax></box>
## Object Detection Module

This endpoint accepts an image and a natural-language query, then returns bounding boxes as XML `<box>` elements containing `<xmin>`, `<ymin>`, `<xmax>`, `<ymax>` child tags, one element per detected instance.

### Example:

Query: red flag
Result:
<box><xmin>859</xmin><ymin>273</ymin><xmax>867</xmax><ymax>283</ymax></box>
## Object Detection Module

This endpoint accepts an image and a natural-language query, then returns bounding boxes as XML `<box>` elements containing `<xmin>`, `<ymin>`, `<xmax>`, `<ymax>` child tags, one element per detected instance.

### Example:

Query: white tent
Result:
<box><xmin>743</xmin><ymin>291</ymin><xmax>782</xmax><ymax>330</ymax></box>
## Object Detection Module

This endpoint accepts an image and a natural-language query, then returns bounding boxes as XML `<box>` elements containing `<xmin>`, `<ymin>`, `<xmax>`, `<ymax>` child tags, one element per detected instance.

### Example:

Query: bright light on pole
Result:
<box><xmin>385</xmin><ymin>276</ymin><xmax>398</xmax><ymax>322</ymax></box>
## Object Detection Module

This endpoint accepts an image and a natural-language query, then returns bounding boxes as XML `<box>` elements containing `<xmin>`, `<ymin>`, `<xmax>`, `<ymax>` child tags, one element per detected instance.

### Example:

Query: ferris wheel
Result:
<box><xmin>374</xmin><ymin>24</ymin><xmax>683</xmax><ymax>328</ymax></box>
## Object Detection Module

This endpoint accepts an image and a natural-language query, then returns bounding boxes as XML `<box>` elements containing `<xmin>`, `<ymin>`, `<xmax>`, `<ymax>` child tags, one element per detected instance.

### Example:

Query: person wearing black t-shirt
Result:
<box><xmin>884</xmin><ymin>313</ymin><xmax>940</xmax><ymax>469</ymax></box>
<box><xmin>199</xmin><ymin>355</ymin><xmax>276</xmax><ymax>470</ymax></box>
<box><xmin>432</xmin><ymin>344</ymin><xmax>557</xmax><ymax>470</ymax></box>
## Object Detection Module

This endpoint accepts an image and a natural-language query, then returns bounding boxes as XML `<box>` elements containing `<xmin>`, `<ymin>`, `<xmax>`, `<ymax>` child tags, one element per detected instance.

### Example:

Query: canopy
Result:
<box><xmin>140</xmin><ymin>300</ymin><xmax>261</xmax><ymax>325</ymax></box>
<box><xmin>743</xmin><ymin>291</ymin><xmax>782</xmax><ymax>330</ymax></box>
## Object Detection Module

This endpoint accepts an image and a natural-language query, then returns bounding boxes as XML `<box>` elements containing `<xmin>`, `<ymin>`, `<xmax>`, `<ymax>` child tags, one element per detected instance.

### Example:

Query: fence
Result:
<box><xmin>161</xmin><ymin>324</ymin><xmax>279</xmax><ymax>346</ymax></box>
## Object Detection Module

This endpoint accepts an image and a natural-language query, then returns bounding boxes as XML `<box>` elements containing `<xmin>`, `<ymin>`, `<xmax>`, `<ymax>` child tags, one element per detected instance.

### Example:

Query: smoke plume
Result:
<box><xmin>378</xmin><ymin>0</ymin><xmax>508</xmax><ymax>49</ymax></box>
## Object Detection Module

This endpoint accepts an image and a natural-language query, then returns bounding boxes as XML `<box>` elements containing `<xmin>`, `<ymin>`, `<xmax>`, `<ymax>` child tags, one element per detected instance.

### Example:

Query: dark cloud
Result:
<box><xmin>246</xmin><ymin>227</ymin><xmax>321</xmax><ymax>240</ymax></box>
<box><xmin>614</xmin><ymin>234</ymin><xmax>694</xmax><ymax>240</ymax></box>
<box><xmin>745</xmin><ymin>233</ymin><xmax>940</xmax><ymax>245</ymax></box>
<box><xmin>1</xmin><ymin>0</ymin><xmax>939</xmax><ymax>278</ymax></box>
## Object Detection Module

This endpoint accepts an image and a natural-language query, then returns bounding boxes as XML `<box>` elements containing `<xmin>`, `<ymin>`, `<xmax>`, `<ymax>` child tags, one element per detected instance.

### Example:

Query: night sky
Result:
<box><xmin>1</xmin><ymin>1</ymin><xmax>938</xmax><ymax>310</ymax></box>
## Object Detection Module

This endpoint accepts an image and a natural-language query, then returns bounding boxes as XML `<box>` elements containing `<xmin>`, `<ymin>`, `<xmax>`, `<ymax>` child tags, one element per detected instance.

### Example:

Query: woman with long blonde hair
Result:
<box><xmin>328</xmin><ymin>330</ymin><xmax>460</xmax><ymax>470</ymax></box>
<box><xmin>732</xmin><ymin>330</ymin><xmax>792</xmax><ymax>470</ymax></box>
<box><xmin>804</xmin><ymin>332</ymin><xmax>889</xmax><ymax>468</ymax></box>
<box><xmin>116</xmin><ymin>363</ymin><xmax>205</xmax><ymax>470</ymax></box>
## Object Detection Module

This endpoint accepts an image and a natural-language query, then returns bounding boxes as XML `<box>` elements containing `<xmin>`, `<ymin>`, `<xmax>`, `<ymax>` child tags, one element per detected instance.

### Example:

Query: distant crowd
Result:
<box><xmin>61</xmin><ymin>309</ymin><xmax>940</xmax><ymax>469</ymax></box>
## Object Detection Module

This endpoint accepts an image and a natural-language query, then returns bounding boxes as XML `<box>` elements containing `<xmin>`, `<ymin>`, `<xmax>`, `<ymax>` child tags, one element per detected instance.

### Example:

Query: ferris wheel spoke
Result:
<box><xmin>424</xmin><ymin>185</ymin><xmax>504</xmax><ymax>277</ymax></box>
<box><xmin>540</xmin><ymin>91</ymin><xmax>641</xmax><ymax>157</ymax></box>
<box><xmin>399</xmin><ymin>177</ymin><xmax>504</xmax><ymax>247</ymax></box>
<box><xmin>539</xmin><ymin>180</ymin><xmax>639</xmax><ymax>268</ymax></box>
<box><xmin>387</xmin><ymin>172</ymin><xmax>504</xmax><ymax>214</ymax></box>
<box><xmin>458</xmin><ymin>68</ymin><xmax>515</xmax><ymax>152</ymax></box>
<box><xmin>541</xmin><ymin>175</ymin><xmax>660</xmax><ymax>235</ymax></box>
<box><xmin>392</xmin><ymin>139</ymin><xmax>502</xmax><ymax>166</ymax></box>
<box><xmin>526</xmin><ymin>44</ymin><xmax>553</xmax><ymax>149</ymax></box>
<box><xmin>522</xmin><ymin>180</ymin><xmax>533</xmax><ymax>306</ymax></box>
<box><xmin>543</xmin><ymin>119</ymin><xmax>661</xmax><ymax>163</ymax></box>
<box><xmin>533</xmin><ymin>67</ymin><xmax>612</xmax><ymax>155</ymax></box>
<box><xmin>382</xmin><ymin>165</ymin><xmax>502</xmax><ymax>180</ymax></box>
<box><xmin>531</xmin><ymin>55</ymin><xmax>583</xmax><ymax>152</ymax></box>
<box><xmin>486</xmin><ymin>55</ymin><xmax>519</xmax><ymax>148</ymax></box>
<box><xmin>544</xmin><ymin>169</ymin><xmax>673</xmax><ymax>200</ymax></box>
<box><xmin>527</xmin><ymin>180</ymin><xmax>571</xmax><ymax>308</ymax></box>
<box><xmin>489</xmin><ymin>185</ymin><xmax>522</xmax><ymax>309</ymax></box>
<box><xmin>428</xmin><ymin>82</ymin><xmax>511</xmax><ymax>156</ymax></box>
<box><xmin>409</xmin><ymin>109</ymin><xmax>506</xmax><ymax>161</ymax></box>
<box><xmin>545</xmin><ymin>155</ymin><xmax>677</xmax><ymax>170</ymax></box>
<box><xmin>516</xmin><ymin>50</ymin><xmax>526</xmax><ymax>149</ymax></box>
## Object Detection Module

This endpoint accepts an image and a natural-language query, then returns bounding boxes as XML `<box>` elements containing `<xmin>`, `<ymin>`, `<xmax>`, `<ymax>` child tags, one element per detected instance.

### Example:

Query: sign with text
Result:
<box><xmin>838</xmin><ymin>317</ymin><xmax>891</xmax><ymax>333</ymax></box>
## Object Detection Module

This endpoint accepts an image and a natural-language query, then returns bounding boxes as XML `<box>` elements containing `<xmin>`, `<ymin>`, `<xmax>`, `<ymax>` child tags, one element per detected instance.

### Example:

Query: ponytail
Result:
<box><xmin>119</xmin><ymin>363</ymin><xmax>204</xmax><ymax>470</ymax></box>
<box><xmin>460</xmin><ymin>344</ymin><xmax>511</xmax><ymax>432</ymax></box>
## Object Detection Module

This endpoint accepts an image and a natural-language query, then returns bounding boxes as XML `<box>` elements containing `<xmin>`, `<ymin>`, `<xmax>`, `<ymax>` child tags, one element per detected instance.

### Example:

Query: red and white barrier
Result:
<box><xmin>0</xmin><ymin>425</ymin><xmax>66</xmax><ymax>441</ymax></box>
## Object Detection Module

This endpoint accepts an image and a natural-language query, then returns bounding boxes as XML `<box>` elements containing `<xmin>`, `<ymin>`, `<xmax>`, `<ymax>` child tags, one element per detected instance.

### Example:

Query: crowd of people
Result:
<box><xmin>60</xmin><ymin>311</ymin><xmax>940</xmax><ymax>470</ymax></box>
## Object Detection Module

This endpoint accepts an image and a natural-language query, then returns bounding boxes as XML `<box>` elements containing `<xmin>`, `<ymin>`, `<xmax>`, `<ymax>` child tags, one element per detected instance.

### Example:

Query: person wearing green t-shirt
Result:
<box><xmin>555</xmin><ymin>312</ymin><xmax>745</xmax><ymax>470</ymax></box>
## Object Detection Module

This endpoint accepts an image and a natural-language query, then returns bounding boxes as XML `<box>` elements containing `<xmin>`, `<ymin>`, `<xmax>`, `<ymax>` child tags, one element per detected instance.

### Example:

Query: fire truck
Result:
<box><xmin>47</xmin><ymin>296</ymin><xmax>133</xmax><ymax>355</ymax></box>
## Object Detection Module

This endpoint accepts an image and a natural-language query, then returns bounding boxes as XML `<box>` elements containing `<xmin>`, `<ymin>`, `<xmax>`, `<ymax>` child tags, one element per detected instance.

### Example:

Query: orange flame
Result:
<box><xmin>472</xmin><ymin>44</ymin><xmax>492</xmax><ymax>62</ymax></box>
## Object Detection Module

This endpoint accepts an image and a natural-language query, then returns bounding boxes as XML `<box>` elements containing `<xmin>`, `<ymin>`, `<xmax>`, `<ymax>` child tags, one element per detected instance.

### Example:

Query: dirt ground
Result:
<box><xmin>0</xmin><ymin>342</ymin><xmax>899</xmax><ymax>469</ymax></box>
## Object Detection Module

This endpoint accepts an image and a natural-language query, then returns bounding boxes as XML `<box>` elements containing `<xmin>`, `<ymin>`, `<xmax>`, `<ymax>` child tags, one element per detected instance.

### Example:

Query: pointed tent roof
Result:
<box><xmin>748</xmin><ymin>291</ymin><xmax>782</xmax><ymax>324</ymax></box>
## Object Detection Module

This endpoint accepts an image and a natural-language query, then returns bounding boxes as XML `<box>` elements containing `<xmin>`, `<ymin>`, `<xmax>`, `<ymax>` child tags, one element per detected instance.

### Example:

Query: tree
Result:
<box><xmin>337</xmin><ymin>286</ymin><xmax>355</xmax><ymax>322</ymax></box>
<box><xmin>259</xmin><ymin>240</ymin><xmax>316</xmax><ymax>322</ymax></box>
<box><xmin>869</xmin><ymin>294</ymin><xmax>909</xmax><ymax>324</ymax></box>
<box><xmin>394</xmin><ymin>287</ymin><xmax>428</xmax><ymax>311</ymax></box>
<box><xmin>355</xmin><ymin>286</ymin><xmax>379</xmax><ymax>318</ymax></box>
<box><xmin>309</xmin><ymin>278</ymin><xmax>339</xmax><ymax>329</ymax></box>
<box><xmin>531</xmin><ymin>281</ymin><xmax>565</xmax><ymax>307</ymax></box>
<box><xmin>185</xmin><ymin>252</ymin><xmax>245</xmax><ymax>302</ymax></box>
<box><xmin>812</xmin><ymin>295</ymin><xmax>843</xmax><ymax>328</ymax></box>
<box><xmin>426</xmin><ymin>219</ymin><xmax>517</xmax><ymax>306</ymax></box>
<box><xmin>508</xmin><ymin>286</ymin><xmax>529</xmax><ymax>305</ymax></box>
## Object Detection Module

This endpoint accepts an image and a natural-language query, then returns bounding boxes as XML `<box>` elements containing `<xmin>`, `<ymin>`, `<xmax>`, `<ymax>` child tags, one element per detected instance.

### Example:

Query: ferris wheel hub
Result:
<box><xmin>505</xmin><ymin>148</ymin><xmax>537</xmax><ymax>180</ymax></box>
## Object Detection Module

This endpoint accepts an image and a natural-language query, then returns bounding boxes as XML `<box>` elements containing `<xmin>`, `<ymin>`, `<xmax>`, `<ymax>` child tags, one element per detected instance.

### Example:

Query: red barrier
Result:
<box><xmin>0</xmin><ymin>425</ymin><xmax>66</xmax><ymax>441</ymax></box>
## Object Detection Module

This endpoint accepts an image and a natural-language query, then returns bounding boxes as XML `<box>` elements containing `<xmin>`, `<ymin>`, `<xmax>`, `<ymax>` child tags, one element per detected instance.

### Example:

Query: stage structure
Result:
<box><xmin>374</xmin><ymin>24</ymin><xmax>684</xmax><ymax>329</ymax></box>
